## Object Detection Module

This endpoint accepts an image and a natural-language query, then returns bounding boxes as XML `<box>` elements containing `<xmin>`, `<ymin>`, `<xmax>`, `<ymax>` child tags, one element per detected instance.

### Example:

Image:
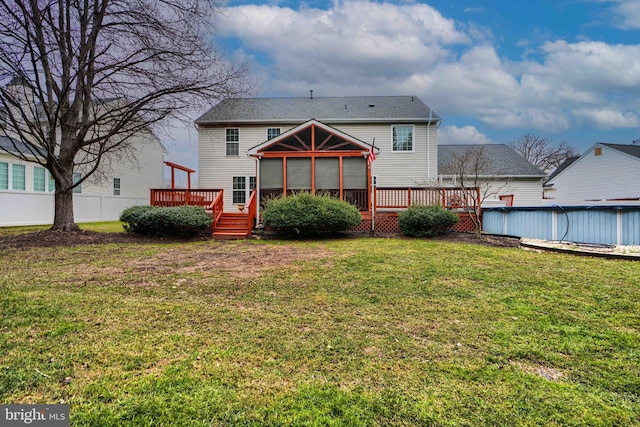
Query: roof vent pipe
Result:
<box><xmin>310</xmin><ymin>90</ymin><xmax>313</xmax><ymax>99</ymax></box>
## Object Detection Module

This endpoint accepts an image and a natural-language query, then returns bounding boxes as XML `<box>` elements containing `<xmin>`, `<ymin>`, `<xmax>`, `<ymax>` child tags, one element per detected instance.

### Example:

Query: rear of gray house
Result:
<box><xmin>194</xmin><ymin>96</ymin><xmax>440</xmax><ymax>211</ymax></box>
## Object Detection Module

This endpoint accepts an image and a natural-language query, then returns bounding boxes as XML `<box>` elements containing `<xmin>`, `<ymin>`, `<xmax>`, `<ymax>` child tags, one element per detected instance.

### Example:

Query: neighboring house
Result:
<box><xmin>0</xmin><ymin>133</ymin><xmax>165</xmax><ymax>226</ymax></box>
<box><xmin>195</xmin><ymin>95</ymin><xmax>441</xmax><ymax>211</ymax></box>
<box><xmin>438</xmin><ymin>144</ymin><xmax>547</xmax><ymax>207</ymax></box>
<box><xmin>543</xmin><ymin>142</ymin><xmax>640</xmax><ymax>205</ymax></box>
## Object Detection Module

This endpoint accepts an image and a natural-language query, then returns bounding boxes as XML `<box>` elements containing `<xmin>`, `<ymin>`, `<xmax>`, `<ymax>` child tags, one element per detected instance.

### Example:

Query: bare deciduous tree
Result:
<box><xmin>0</xmin><ymin>0</ymin><xmax>249</xmax><ymax>231</ymax></box>
<box><xmin>508</xmin><ymin>134</ymin><xmax>578</xmax><ymax>173</ymax></box>
<box><xmin>441</xmin><ymin>145</ymin><xmax>512</xmax><ymax>233</ymax></box>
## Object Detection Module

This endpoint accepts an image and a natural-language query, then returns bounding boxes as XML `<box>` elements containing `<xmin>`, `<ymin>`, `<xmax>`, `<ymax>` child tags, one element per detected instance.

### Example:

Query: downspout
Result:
<box><xmin>427</xmin><ymin>110</ymin><xmax>431</xmax><ymax>184</ymax></box>
<box><xmin>248</xmin><ymin>152</ymin><xmax>261</xmax><ymax>225</ymax></box>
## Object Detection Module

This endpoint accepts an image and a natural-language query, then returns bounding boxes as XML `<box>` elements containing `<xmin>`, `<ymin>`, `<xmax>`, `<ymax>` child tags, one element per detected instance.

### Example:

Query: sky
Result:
<box><xmin>164</xmin><ymin>0</ymin><xmax>640</xmax><ymax>180</ymax></box>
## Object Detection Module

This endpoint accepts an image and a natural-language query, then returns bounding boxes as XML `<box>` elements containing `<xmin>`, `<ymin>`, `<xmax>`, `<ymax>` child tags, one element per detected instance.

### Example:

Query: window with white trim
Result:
<box><xmin>48</xmin><ymin>171</ymin><xmax>55</xmax><ymax>192</ymax></box>
<box><xmin>33</xmin><ymin>166</ymin><xmax>46</xmax><ymax>191</ymax></box>
<box><xmin>113</xmin><ymin>177</ymin><xmax>121</xmax><ymax>196</ymax></box>
<box><xmin>232</xmin><ymin>176</ymin><xmax>246</xmax><ymax>204</ymax></box>
<box><xmin>0</xmin><ymin>162</ymin><xmax>8</xmax><ymax>190</ymax></box>
<box><xmin>392</xmin><ymin>125</ymin><xmax>414</xmax><ymax>152</ymax></box>
<box><xmin>226</xmin><ymin>128</ymin><xmax>239</xmax><ymax>156</ymax></box>
<box><xmin>11</xmin><ymin>164</ymin><xmax>25</xmax><ymax>190</ymax></box>
<box><xmin>267</xmin><ymin>128</ymin><xmax>281</xmax><ymax>140</ymax></box>
<box><xmin>72</xmin><ymin>172</ymin><xmax>82</xmax><ymax>194</ymax></box>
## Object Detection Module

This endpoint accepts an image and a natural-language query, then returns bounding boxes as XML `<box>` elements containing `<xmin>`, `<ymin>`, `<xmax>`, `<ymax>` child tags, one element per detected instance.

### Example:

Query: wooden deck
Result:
<box><xmin>149</xmin><ymin>187</ymin><xmax>481</xmax><ymax>237</ymax></box>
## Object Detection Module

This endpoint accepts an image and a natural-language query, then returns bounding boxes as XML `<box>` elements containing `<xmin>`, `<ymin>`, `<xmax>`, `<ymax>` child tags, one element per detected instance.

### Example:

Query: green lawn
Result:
<box><xmin>0</xmin><ymin>233</ymin><xmax>638</xmax><ymax>426</ymax></box>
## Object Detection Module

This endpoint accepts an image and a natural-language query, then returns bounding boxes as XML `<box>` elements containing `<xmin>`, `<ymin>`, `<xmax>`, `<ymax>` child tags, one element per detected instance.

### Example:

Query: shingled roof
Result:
<box><xmin>195</xmin><ymin>96</ymin><xmax>439</xmax><ymax>124</ymax></box>
<box><xmin>600</xmin><ymin>143</ymin><xmax>640</xmax><ymax>159</ymax></box>
<box><xmin>438</xmin><ymin>144</ymin><xmax>546</xmax><ymax>177</ymax></box>
<box><xmin>0</xmin><ymin>135</ymin><xmax>27</xmax><ymax>154</ymax></box>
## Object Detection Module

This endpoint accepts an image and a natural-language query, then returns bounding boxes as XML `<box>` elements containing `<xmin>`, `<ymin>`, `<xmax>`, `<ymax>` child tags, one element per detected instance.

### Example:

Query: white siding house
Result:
<box><xmin>544</xmin><ymin>142</ymin><xmax>640</xmax><ymax>205</ymax></box>
<box><xmin>0</xmin><ymin>134</ymin><xmax>165</xmax><ymax>226</ymax></box>
<box><xmin>195</xmin><ymin>96</ymin><xmax>440</xmax><ymax>211</ymax></box>
<box><xmin>438</xmin><ymin>144</ymin><xmax>547</xmax><ymax>207</ymax></box>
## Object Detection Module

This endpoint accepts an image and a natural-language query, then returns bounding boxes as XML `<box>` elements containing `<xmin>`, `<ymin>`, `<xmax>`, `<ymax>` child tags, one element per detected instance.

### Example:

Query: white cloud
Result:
<box><xmin>215</xmin><ymin>1</ymin><xmax>640</xmax><ymax>136</ymax></box>
<box><xmin>219</xmin><ymin>1</ymin><xmax>469</xmax><ymax>90</ymax></box>
<box><xmin>573</xmin><ymin>108</ymin><xmax>640</xmax><ymax>129</ymax></box>
<box><xmin>609</xmin><ymin>0</ymin><xmax>640</xmax><ymax>30</ymax></box>
<box><xmin>438</xmin><ymin>125</ymin><xmax>495</xmax><ymax>145</ymax></box>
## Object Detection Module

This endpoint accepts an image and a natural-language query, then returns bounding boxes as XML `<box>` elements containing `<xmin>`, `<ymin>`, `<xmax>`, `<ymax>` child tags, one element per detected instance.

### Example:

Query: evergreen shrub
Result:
<box><xmin>397</xmin><ymin>205</ymin><xmax>459</xmax><ymax>238</ymax></box>
<box><xmin>120</xmin><ymin>205</ymin><xmax>211</xmax><ymax>237</ymax></box>
<box><xmin>262</xmin><ymin>192</ymin><xmax>361</xmax><ymax>236</ymax></box>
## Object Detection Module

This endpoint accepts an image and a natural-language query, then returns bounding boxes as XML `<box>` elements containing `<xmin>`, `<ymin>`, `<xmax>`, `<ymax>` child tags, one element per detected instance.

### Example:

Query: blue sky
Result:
<box><xmin>166</xmin><ymin>0</ymin><xmax>640</xmax><ymax>176</ymax></box>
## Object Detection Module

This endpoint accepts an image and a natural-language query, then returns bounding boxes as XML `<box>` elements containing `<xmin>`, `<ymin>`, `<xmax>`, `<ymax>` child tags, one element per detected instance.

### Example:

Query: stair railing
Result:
<box><xmin>208</xmin><ymin>190</ymin><xmax>224</xmax><ymax>231</ymax></box>
<box><xmin>246</xmin><ymin>189</ymin><xmax>257</xmax><ymax>234</ymax></box>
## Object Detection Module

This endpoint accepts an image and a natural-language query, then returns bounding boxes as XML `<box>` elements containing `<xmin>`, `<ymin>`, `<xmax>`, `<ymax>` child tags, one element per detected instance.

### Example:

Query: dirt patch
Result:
<box><xmin>0</xmin><ymin>229</ymin><xmax>521</xmax><ymax>251</ymax></box>
<box><xmin>0</xmin><ymin>229</ymin><xmax>207</xmax><ymax>251</ymax></box>
<box><xmin>0</xmin><ymin>230</ymin><xmax>520</xmax><ymax>250</ymax></box>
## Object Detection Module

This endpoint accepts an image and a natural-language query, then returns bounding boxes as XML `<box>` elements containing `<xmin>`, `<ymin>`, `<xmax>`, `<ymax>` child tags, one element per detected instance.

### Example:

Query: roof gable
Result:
<box><xmin>600</xmin><ymin>143</ymin><xmax>640</xmax><ymax>159</ymax></box>
<box><xmin>546</xmin><ymin>142</ymin><xmax>640</xmax><ymax>185</ymax></box>
<box><xmin>248</xmin><ymin>120</ymin><xmax>372</xmax><ymax>156</ymax></box>
<box><xmin>196</xmin><ymin>96</ymin><xmax>439</xmax><ymax>124</ymax></box>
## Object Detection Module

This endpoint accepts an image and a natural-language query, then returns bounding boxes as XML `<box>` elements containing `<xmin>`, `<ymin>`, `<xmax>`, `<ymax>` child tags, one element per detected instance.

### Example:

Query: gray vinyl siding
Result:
<box><xmin>198</xmin><ymin>121</ymin><xmax>438</xmax><ymax>211</ymax></box>
<box><xmin>198</xmin><ymin>125</ymin><xmax>259</xmax><ymax>208</ymax></box>
<box><xmin>546</xmin><ymin>146</ymin><xmax>640</xmax><ymax>204</ymax></box>
<box><xmin>321</xmin><ymin>122</ymin><xmax>438</xmax><ymax>187</ymax></box>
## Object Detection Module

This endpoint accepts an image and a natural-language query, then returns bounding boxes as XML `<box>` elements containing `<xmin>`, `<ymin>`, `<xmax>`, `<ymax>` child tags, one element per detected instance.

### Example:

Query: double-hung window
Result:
<box><xmin>392</xmin><ymin>125</ymin><xmax>414</xmax><ymax>152</ymax></box>
<box><xmin>232</xmin><ymin>176</ymin><xmax>246</xmax><ymax>204</ymax></box>
<box><xmin>113</xmin><ymin>178</ymin><xmax>121</xmax><ymax>196</ymax></box>
<box><xmin>232</xmin><ymin>176</ymin><xmax>256</xmax><ymax>204</ymax></box>
<box><xmin>226</xmin><ymin>128</ymin><xmax>239</xmax><ymax>156</ymax></box>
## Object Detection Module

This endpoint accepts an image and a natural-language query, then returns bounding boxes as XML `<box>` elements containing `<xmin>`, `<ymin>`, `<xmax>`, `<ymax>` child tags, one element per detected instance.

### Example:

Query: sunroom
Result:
<box><xmin>248</xmin><ymin>120</ymin><xmax>375</xmax><ymax>213</ymax></box>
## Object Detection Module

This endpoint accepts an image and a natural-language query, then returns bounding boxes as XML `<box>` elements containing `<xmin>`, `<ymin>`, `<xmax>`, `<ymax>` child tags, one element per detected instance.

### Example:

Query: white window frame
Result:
<box><xmin>226</xmin><ymin>128</ymin><xmax>240</xmax><ymax>156</ymax></box>
<box><xmin>232</xmin><ymin>175</ymin><xmax>256</xmax><ymax>205</ymax></box>
<box><xmin>48</xmin><ymin>170</ymin><xmax>55</xmax><ymax>192</ymax></box>
<box><xmin>267</xmin><ymin>128</ymin><xmax>281</xmax><ymax>140</ymax></box>
<box><xmin>0</xmin><ymin>161</ymin><xmax>8</xmax><ymax>190</ymax></box>
<box><xmin>11</xmin><ymin>163</ymin><xmax>25</xmax><ymax>191</ymax></box>
<box><xmin>113</xmin><ymin>177</ymin><xmax>121</xmax><ymax>196</ymax></box>
<box><xmin>232</xmin><ymin>176</ymin><xmax>246</xmax><ymax>204</ymax></box>
<box><xmin>72</xmin><ymin>172</ymin><xmax>82</xmax><ymax>194</ymax></box>
<box><xmin>33</xmin><ymin>166</ymin><xmax>46</xmax><ymax>192</ymax></box>
<box><xmin>391</xmin><ymin>124</ymin><xmax>415</xmax><ymax>153</ymax></box>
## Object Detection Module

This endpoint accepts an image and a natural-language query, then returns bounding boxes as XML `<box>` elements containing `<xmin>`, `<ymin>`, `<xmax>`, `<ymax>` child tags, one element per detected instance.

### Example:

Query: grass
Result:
<box><xmin>0</xmin><ymin>221</ymin><xmax>124</xmax><ymax>235</ymax></box>
<box><xmin>0</xmin><ymin>232</ymin><xmax>639</xmax><ymax>426</ymax></box>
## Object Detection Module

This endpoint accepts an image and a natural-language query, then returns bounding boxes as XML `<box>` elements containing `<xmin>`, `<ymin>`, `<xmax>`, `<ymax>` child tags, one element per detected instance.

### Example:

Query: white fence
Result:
<box><xmin>0</xmin><ymin>191</ymin><xmax>148</xmax><ymax>226</ymax></box>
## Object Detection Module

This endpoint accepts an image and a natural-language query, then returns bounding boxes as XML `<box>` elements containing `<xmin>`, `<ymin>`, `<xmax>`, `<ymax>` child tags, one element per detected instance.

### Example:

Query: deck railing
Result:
<box><xmin>150</xmin><ymin>188</ymin><xmax>223</xmax><ymax>207</ymax></box>
<box><xmin>246</xmin><ymin>189</ymin><xmax>257</xmax><ymax>232</ymax></box>
<box><xmin>260</xmin><ymin>188</ymin><xmax>369</xmax><ymax>211</ymax></box>
<box><xmin>375</xmin><ymin>187</ymin><xmax>480</xmax><ymax>212</ymax></box>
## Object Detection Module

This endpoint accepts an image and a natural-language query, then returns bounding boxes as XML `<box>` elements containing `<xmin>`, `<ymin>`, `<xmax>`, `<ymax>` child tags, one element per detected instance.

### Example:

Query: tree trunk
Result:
<box><xmin>51</xmin><ymin>178</ymin><xmax>80</xmax><ymax>232</ymax></box>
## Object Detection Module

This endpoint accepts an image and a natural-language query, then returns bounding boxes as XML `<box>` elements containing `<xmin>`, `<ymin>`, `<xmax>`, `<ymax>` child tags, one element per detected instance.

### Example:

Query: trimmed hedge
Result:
<box><xmin>120</xmin><ymin>205</ymin><xmax>212</xmax><ymax>237</ymax></box>
<box><xmin>262</xmin><ymin>192</ymin><xmax>362</xmax><ymax>236</ymax></box>
<box><xmin>397</xmin><ymin>205</ymin><xmax>459</xmax><ymax>238</ymax></box>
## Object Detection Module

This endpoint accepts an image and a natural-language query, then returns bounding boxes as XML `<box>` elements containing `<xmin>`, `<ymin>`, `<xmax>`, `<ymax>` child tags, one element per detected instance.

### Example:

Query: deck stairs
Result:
<box><xmin>212</xmin><ymin>212</ymin><xmax>252</xmax><ymax>240</ymax></box>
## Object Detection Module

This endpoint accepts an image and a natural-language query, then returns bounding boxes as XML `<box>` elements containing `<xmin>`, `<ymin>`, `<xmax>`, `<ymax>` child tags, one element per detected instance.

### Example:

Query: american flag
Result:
<box><xmin>367</xmin><ymin>146</ymin><xmax>376</xmax><ymax>165</ymax></box>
